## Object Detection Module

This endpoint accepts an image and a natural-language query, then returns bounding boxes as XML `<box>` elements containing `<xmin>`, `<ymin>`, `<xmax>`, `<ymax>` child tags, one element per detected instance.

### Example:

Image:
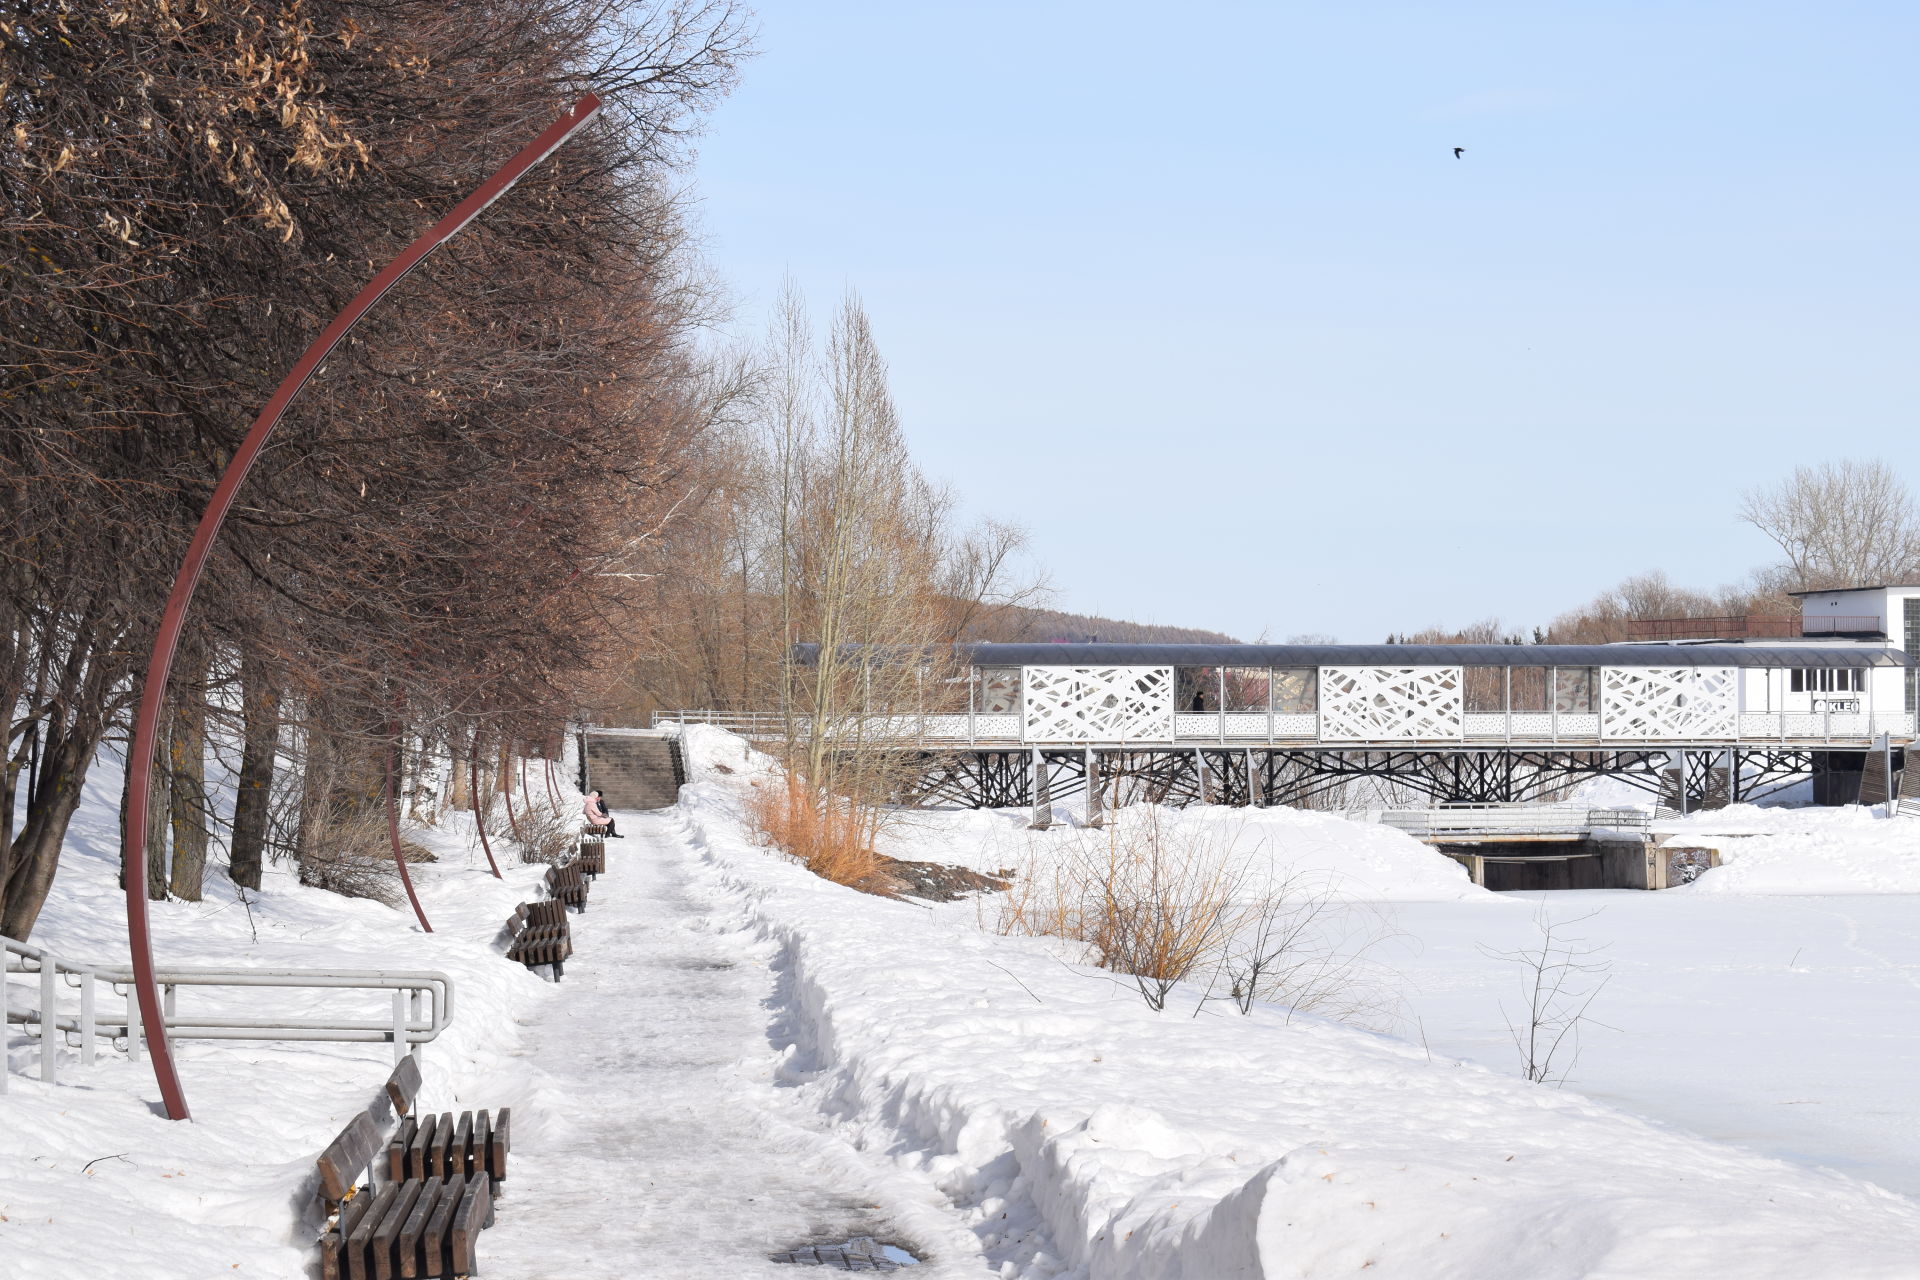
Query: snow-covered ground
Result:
<box><xmin>9</xmin><ymin>729</ymin><xmax>1920</xmax><ymax>1279</ymax></box>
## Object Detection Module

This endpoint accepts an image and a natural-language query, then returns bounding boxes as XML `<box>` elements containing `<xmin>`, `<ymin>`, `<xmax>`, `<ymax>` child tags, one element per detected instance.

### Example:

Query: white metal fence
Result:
<box><xmin>1373</xmin><ymin>805</ymin><xmax>1655</xmax><ymax>839</ymax></box>
<box><xmin>652</xmin><ymin>708</ymin><xmax>1917</xmax><ymax>747</ymax></box>
<box><xmin>3</xmin><ymin>934</ymin><xmax>453</xmax><ymax>1091</ymax></box>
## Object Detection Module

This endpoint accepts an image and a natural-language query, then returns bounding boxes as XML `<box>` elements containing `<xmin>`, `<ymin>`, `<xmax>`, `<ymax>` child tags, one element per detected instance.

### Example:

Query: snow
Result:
<box><xmin>669</xmin><ymin>727</ymin><xmax>1920</xmax><ymax>1278</ymax></box>
<box><xmin>9</xmin><ymin>725</ymin><xmax>1920</xmax><ymax>1279</ymax></box>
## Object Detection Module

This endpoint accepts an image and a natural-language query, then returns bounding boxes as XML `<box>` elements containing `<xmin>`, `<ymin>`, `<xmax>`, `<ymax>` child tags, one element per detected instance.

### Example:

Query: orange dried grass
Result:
<box><xmin>746</xmin><ymin>774</ymin><xmax>884</xmax><ymax>890</ymax></box>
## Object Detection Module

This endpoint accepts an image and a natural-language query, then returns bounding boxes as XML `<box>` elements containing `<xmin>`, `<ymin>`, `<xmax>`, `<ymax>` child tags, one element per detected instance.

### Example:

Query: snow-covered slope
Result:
<box><xmin>677</xmin><ymin>726</ymin><xmax>1920</xmax><ymax>1280</ymax></box>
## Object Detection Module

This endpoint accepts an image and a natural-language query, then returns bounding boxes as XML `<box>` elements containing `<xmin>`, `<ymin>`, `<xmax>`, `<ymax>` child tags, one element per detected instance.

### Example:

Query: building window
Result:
<box><xmin>1790</xmin><ymin>668</ymin><xmax>1864</xmax><ymax>694</ymax></box>
<box><xmin>1176</xmin><ymin>667</ymin><xmax>1218</xmax><ymax>712</ymax></box>
<box><xmin>1464</xmin><ymin>667</ymin><xmax>1507</xmax><ymax>713</ymax></box>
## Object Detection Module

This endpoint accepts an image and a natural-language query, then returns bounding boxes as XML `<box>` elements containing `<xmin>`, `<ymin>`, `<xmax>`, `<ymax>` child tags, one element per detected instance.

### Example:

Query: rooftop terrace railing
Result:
<box><xmin>1625</xmin><ymin>615</ymin><xmax>1882</xmax><ymax>640</ymax></box>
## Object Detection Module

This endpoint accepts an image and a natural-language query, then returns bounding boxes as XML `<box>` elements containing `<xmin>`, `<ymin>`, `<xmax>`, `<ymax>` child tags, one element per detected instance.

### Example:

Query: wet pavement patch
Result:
<box><xmin>771</xmin><ymin>1236</ymin><xmax>919</xmax><ymax>1270</ymax></box>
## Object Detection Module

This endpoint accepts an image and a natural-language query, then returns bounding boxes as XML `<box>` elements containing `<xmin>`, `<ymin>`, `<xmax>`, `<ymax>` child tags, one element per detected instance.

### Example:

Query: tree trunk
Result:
<box><xmin>230</xmin><ymin>660</ymin><xmax>279</xmax><ymax>890</ymax></box>
<box><xmin>2</xmin><ymin>729</ymin><xmax>98</xmax><ymax>940</ymax></box>
<box><xmin>168</xmin><ymin>692</ymin><xmax>209</xmax><ymax>901</ymax></box>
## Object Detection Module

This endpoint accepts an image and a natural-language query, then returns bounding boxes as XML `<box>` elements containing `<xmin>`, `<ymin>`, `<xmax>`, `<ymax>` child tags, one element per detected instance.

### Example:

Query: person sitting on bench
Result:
<box><xmin>582</xmin><ymin>788</ymin><xmax>622</xmax><ymax>838</ymax></box>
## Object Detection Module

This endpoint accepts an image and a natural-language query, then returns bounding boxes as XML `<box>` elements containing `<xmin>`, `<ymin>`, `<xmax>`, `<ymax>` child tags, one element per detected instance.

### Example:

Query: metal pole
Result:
<box><xmin>80</xmin><ymin>971</ymin><xmax>96</xmax><ymax>1068</ymax></box>
<box><xmin>471</xmin><ymin>733</ymin><xmax>502</xmax><ymax>879</ymax></box>
<box><xmin>503</xmin><ymin>744</ymin><xmax>523</xmax><ymax>845</ymax></box>
<box><xmin>118</xmin><ymin>94</ymin><xmax>604</xmax><ymax>1120</ymax></box>
<box><xmin>392</xmin><ymin>990</ymin><xmax>408</xmax><ymax>1066</ymax></box>
<box><xmin>40</xmin><ymin>955</ymin><xmax>57</xmax><ymax>1083</ymax></box>
<box><xmin>386</xmin><ymin>724</ymin><xmax>431</xmax><ymax>932</ymax></box>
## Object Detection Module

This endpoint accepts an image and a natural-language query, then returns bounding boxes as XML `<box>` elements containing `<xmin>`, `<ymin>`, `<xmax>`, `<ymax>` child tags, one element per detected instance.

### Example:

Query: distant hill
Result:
<box><xmin>963</xmin><ymin>603</ymin><xmax>1238</xmax><ymax>645</ymax></box>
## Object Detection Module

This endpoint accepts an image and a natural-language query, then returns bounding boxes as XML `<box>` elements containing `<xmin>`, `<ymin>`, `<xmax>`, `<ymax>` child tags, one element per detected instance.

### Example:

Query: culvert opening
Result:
<box><xmin>770</xmin><ymin>1236</ymin><xmax>920</xmax><ymax>1270</ymax></box>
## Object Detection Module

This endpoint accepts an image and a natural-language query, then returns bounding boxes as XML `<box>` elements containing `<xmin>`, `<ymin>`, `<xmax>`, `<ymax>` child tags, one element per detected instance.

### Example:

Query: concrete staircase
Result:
<box><xmin>583</xmin><ymin>732</ymin><xmax>686</xmax><ymax>811</ymax></box>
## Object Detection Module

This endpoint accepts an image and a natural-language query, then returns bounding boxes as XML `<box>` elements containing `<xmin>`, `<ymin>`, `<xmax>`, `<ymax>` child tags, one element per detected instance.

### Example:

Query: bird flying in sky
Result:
<box><xmin>1453</xmin><ymin>147</ymin><xmax>1466</xmax><ymax>159</ymax></box>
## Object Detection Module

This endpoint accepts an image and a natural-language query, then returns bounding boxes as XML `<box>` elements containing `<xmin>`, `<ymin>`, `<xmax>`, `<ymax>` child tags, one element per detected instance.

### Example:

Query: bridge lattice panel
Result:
<box><xmin>1022</xmin><ymin>666</ymin><xmax>1173</xmax><ymax>742</ymax></box>
<box><xmin>1317</xmin><ymin>667</ymin><xmax>1463</xmax><ymax>740</ymax></box>
<box><xmin>1600</xmin><ymin>667</ymin><xmax>1737</xmax><ymax>739</ymax></box>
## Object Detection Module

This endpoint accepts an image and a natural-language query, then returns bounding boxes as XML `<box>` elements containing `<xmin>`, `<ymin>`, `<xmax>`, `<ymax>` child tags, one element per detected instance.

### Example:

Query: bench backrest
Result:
<box><xmin>317</xmin><ymin>1111</ymin><xmax>383</xmax><ymax>1202</ymax></box>
<box><xmin>385</xmin><ymin>1055</ymin><xmax>422</xmax><ymax>1117</ymax></box>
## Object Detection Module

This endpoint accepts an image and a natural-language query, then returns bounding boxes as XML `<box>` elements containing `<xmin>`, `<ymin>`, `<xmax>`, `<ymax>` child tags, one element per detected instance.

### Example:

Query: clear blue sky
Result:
<box><xmin>689</xmin><ymin>1</ymin><xmax>1919</xmax><ymax>642</ymax></box>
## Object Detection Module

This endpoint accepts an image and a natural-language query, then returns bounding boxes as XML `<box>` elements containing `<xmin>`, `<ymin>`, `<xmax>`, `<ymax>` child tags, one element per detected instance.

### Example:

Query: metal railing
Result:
<box><xmin>1625</xmin><ymin>615</ymin><xmax>1882</xmax><ymax>640</ymax></box>
<box><xmin>1374</xmin><ymin>805</ymin><xmax>1653</xmax><ymax>839</ymax></box>
<box><xmin>652</xmin><ymin>708</ymin><xmax>1917</xmax><ymax>748</ymax></box>
<box><xmin>3</xmin><ymin>934</ymin><xmax>453</xmax><ymax>1091</ymax></box>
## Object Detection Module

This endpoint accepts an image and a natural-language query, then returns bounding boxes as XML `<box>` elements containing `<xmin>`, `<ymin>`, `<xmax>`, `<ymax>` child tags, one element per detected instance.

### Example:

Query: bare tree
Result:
<box><xmin>1481</xmin><ymin>907</ymin><xmax>1613</xmax><ymax>1086</ymax></box>
<box><xmin>1739</xmin><ymin>459</ymin><xmax>1920</xmax><ymax>591</ymax></box>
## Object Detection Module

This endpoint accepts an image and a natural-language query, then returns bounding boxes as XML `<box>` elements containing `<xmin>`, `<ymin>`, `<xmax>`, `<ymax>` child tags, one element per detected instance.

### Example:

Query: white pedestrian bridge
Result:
<box><xmin>669</xmin><ymin>642</ymin><xmax>1917</xmax><ymax>748</ymax></box>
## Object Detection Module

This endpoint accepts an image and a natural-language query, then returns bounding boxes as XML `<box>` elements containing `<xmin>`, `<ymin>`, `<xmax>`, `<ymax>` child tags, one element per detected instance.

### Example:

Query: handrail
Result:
<box><xmin>3</xmin><ymin>935</ymin><xmax>454</xmax><ymax>1092</ymax></box>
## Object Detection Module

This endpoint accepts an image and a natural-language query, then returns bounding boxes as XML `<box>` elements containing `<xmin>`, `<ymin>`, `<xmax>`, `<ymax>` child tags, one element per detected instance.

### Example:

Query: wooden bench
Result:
<box><xmin>574</xmin><ymin>844</ymin><xmax>605</xmax><ymax>878</ymax></box>
<box><xmin>501</xmin><ymin>902</ymin><xmax>572</xmax><ymax>980</ymax></box>
<box><xmin>543</xmin><ymin>861</ymin><xmax>588</xmax><ymax>912</ymax></box>
<box><xmin>316</xmin><ymin>1056</ymin><xmax>510</xmax><ymax>1280</ymax></box>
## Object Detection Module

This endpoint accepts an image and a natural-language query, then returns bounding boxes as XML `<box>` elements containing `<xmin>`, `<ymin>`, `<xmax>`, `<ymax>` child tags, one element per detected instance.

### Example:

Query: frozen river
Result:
<box><xmin>1380</xmin><ymin>890</ymin><xmax>1920</xmax><ymax>1197</ymax></box>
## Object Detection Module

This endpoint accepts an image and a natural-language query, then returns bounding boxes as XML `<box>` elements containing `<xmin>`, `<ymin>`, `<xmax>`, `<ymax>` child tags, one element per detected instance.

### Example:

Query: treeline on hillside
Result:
<box><xmin>1393</xmin><ymin>460</ymin><xmax>1920</xmax><ymax>646</ymax></box>
<box><xmin>0</xmin><ymin>0</ymin><xmax>750</xmax><ymax>938</ymax></box>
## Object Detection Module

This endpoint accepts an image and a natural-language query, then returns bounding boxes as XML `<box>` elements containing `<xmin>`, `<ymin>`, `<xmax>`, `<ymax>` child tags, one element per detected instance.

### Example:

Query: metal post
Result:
<box><xmin>40</xmin><ymin>955</ymin><xmax>57</xmax><ymax>1083</ymax></box>
<box><xmin>386</xmin><ymin>724</ymin><xmax>431</xmax><ymax>931</ymax></box>
<box><xmin>392</xmin><ymin>990</ymin><xmax>409</xmax><ymax>1065</ymax></box>
<box><xmin>1028</xmin><ymin>749</ymin><xmax>1052</xmax><ymax>831</ymax></box>
<box><xmin>410</xmin><ymin>989</ymin><xmax>425</xmax><ymax>1063</ymax></box>
<box><xmin>1195</xmin><ymin>748</ymin><xmax>1211</xmax><ymax>804</ymax></box>
<box><xmin>1085</xmin><ymin>749</ymin><xmax>1103</xmax><ymax>828</ymax></box>
<box><xmin>1246</xmin><ymin>749</ymin><xmax>1260</xmax><ymax>808</ymax></box>
<box><xmin>126</xmin><ymin>986</ymin><xmax>141</xmax><ymax>1063</ymax></box>
<box><xmin>79</xmin><ymin>971</ymin><xmax>96</xmax><ymax>1067</ymax></box>
<box><xmin>471</xmin><ymin>733</ymin><xmax>502</xmax><ymax>879</ymax></box>
<box><xmin>117</xmin><ymin>94</ymin><xmax>605</xmax><ymax>1121</ymax></box>
<box><xmin>163</xmin><ymin>983</ymin><xmax>176</xmax><ymax>1020</ymax></box>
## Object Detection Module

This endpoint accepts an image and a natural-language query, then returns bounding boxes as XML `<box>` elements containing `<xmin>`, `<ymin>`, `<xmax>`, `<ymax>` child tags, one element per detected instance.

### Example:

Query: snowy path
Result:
<box><xmin>480</xmin><ymin>812</ymin><xmax>987</xmax><ymax>1278</ymax></box>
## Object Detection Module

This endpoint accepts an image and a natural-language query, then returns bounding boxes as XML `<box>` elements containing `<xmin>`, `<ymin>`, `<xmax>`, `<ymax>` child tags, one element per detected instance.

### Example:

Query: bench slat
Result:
<box><xmin>344</xmin><ymin>1183</ymin><xmax>397</xmax><ymax>1280</ymax></box>
<box><xmin>407</xmin><ymin>1112</ymin><xmax>438</xmax><ymax>1181</ymax></box>
<box><xmin>422</xmin><ymin>1173</ymin><xmax>465</xmax><ymax>1279</ymax></box>
<box><xmin>488</xmin><ymin>1107</ymin><xmax>511</xmax><ymax>1181</ymax></box>
<box><xmin>450</xmin><ymin>1112</ymin><xmax>474</xmax><ymax>1179</ymax></box>
<box><xmin>385</xmin><ymin>1055</ymin><xmax>423</xmax><ymax>1118</ymax></box>
<box><xmin>423</xmin><ymin>1111</ymin><xmax>450</xmax><ymax>1179</ymax></box>
<box><xmin>397</xmin><ymin>1175</ymin><xmax>442</xmax><ymax>1279</ymax></box>
<box><xmin>450</xmin><ymin>1175</ymin><xmax>494</xmax><ymax>1275</ymax></box>
<box><xmin>319</xmin><ymin>1112</ymin><xmax>382</xmax><ymax>1202</ymax></box>
<box><xmin>370</xmin><ymin>1178</ymin><xmax>425</xmax><ymax>1280</ymax></box>
<box><xmin>387</xmin><ymin>1116</ymin><xmax>417</xmax><ymax>1182</ymax></box>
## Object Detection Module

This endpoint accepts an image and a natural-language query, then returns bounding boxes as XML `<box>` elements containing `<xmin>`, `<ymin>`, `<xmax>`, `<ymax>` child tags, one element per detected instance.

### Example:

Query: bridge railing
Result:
<box><xmin>1374</xmin><ymin>806</ymin><xmax>1654</xmax><ymax>839</ymax></box>
<box><xmin>654</xmin><ymin>709</ymin><xmax>1917</xmax><ymax>747</ymax></box>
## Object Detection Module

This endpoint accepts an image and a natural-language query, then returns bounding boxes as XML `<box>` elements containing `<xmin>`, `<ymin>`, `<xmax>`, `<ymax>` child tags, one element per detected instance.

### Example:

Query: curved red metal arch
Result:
<box><xmin>123</xmin><ymin>93</ymin><xmax>603</xmax><ymax>1121</ymax></box>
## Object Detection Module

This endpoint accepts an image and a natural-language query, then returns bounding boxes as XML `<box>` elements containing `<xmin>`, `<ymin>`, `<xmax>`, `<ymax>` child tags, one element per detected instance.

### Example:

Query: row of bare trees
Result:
<box><xmin>1</xmin><ymin>0</ymin><xmax>752</xmax><ymax>937</ymax></box>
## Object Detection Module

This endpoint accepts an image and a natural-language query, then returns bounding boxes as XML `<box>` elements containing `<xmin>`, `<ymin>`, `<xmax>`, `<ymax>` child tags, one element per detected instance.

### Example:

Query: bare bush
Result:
<box><xmin>296</xmin><ymin>807</ymin><xmax>400</xmax><ymax>907</ymax></box>
<box><xmin>511</xmin><ymin>795</ymin><xmax>582</xmax><ymax>866</ymax></box>
<box><xmin>1217</xmin><ymin>872</ymin><xmax>1395</xmax><ymax>1025</ymax></box>
<box><xmin>1482</xmin><ymin>907</ymin><xmax>1614</xmax><ymax>1085</ymax></box>
<box><xmin>746</xmin><ymin>775</ymin><xmax>884</xmax><ymax>890</ymax></box>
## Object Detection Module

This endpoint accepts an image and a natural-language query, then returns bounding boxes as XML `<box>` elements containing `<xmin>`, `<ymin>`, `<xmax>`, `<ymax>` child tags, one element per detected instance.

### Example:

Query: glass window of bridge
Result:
<box><xmin>1553</xmin><ymin>667</ymin><xmax>1598</xmax><ymax>713</ymax></box>
<box><xmin>1510</xmin><ymin>667</ymin><xmax>1549</xmax><ymax>712</ymax></box>
<box><xmin>1464</xmin><ymin>667</ymin><xmax>1507</xmax><ymax>713</ymax></box>
<box><xmin>1223</xmin><ymin>668</ymin><xmax>1269</xmax><ymax>712</ymax></box>
<box><xmin>1176</xmin><ymin>667</ymin><xmax>1219</xmax><ymax>711</ymax></box>
<box><xmin>1271</xmin><ymin>668</ymin><xmax>1316</xmax><ymax>713</ymax></box>
<box><xmin>976</xmin><ymin>667</ymin><xmax>1021</xmax><ymax>714</ymax></box>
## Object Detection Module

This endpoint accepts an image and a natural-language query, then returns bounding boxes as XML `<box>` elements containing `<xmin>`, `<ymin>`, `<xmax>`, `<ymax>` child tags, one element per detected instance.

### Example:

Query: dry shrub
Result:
<box><xmin>297</xmin><ymin>806</ymin><xmax>399</xmax><ymax>907</ymax></box>
<box><xmin>997</xmin><ymin>809</ymin><xmax>1393</xmax><ymax>1020</ymax></box>
<box><xmin>747</xmin><ymin>775</ymin><xmax>884</xmax><ymax>890</ymax></box>
<box><xmin>510</xmin><ymin>797</ymin><xmax>579</xmax><ymax>865</ymax></box>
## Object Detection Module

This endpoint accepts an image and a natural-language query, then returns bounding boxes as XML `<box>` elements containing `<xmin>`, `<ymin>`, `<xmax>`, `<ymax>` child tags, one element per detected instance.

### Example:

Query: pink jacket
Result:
<box><xmin>582</xmin><ymin>795</ymin><xmax>610</xmax><ymax>826</ymax></box>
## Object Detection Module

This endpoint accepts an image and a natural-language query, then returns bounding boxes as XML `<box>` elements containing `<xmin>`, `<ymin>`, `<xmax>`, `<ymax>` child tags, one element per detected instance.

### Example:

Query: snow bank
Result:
<box><xmin>1655</xmin><ymin>802</ymin><xmax>1920</xmax><ymax>895</ymax></box>
<box><xmin>677</xmin><ymin>726</ymin><xmax>1920</xmax><ymax>1280</ymax></box>
<box><xmin>880</xmin><ymin>796</ymin><xmax>1481</xmax><ymax>904</ymax></box>
<box><xmin>3</xmin><ymin>758</ymin><xmax>571</xmax><ymax>1280</ymax></box>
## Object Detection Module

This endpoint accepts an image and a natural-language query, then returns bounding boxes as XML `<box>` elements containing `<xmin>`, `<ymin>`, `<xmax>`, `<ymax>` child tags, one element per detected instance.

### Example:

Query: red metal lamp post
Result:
<box><xmin>122</xmin><ymin>94</ymin><xmax>603</xmax><ymax>1121</ymax></box>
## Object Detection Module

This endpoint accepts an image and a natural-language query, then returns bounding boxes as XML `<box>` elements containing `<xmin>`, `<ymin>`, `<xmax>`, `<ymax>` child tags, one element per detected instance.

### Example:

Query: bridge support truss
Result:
<box><xmin>888</xmin><ymin>746</ymin><xmax>1823</xmax><ymax>812</ymax></box>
